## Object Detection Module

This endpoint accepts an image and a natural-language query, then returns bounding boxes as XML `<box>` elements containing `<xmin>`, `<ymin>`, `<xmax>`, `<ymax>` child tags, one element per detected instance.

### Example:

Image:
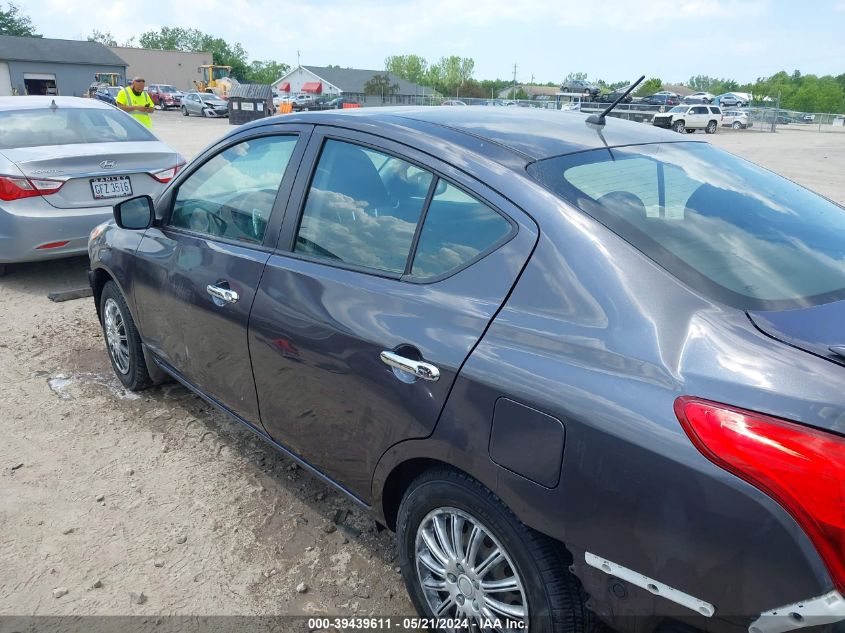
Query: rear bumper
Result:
<box><xmin>0</xmin><ymin>198</ymin><xmax>112</xmax><ymax>263</ymax></box>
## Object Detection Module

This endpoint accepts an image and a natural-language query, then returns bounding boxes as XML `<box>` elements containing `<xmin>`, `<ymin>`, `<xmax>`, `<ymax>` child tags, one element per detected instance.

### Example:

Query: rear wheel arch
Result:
<box><xmin>380</xmin><ymin>457</ymin><xmax>459</xmax><ymax>531</ymax></box>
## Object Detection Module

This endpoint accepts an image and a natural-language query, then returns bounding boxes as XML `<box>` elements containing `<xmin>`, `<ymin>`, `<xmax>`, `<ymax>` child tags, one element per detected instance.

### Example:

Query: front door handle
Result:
<box><xmin>380</xmin><ymin>350</ymin><xmax>440</xmax><ymax>382</ymax></box>
<box><xmin>207</xmin><ymin>284</ymin><xmax>239</xmax><ymax>305</ymax></box>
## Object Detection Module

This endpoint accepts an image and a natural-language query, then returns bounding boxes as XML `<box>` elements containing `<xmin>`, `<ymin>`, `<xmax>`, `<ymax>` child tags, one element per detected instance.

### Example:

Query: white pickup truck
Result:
<box><xmin>652</xmin><ymin>104</ymin><xmax>722</xmax><ymax>134</ymax></box>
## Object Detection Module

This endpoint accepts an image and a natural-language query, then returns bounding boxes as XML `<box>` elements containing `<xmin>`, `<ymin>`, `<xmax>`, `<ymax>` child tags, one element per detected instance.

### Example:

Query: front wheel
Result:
<box><xmin>705</xmin><ymin>120</ymin><xmax>718</xmax><ymax>134</ymax></box>
<box><xmin>100</xmin><ymin>281</ymin><xmax>152</xmax><ymax>391</ymax></box>
<box><xmin>397</xmin><ymin>469</ymin><xmax>587</xmax><ymax>633</ymax></box>
<box><xmin>182</xmin><ymin>106</ymin><xmax>188</xmax><ymax>116</ymax></box>
<box><xmin>732</xmin><ymin>121</ymin><xmax>741</xmax><ymax>129</ymax></box>
<box><xmin>672</xmin><ymin>120</ymin><xmax>686</xmax><ymax>133</ymax></box>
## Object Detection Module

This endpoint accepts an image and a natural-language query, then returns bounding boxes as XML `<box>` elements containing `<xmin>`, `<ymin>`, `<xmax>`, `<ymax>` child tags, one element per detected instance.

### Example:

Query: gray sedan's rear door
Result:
<box><xmin>248</xmin><ymin>128</ymin><xmax>538</xmax><ymax>499</ymax></box>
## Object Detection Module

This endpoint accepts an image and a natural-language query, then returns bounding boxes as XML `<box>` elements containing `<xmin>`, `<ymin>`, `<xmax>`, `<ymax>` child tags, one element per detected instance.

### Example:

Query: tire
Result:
<box><xmin>99</xmin><ymin>281</ymin><xmax>152</xmax><ymax>391</ymax></box>
<box><xmin>397</xmin><ymin>468</ymin><xmax>587</xmax><ymax>633</ymax></box>
<box><xmin>0</xmin><ymin>263</ymin><xmax>6</xmax><ymax>277</ymax></box>
<box><xmin>705</xmin><ymin>120</ymin><xmax>717</xmax><ymax>134</ymax></box>
<box><xmin>672</xmin><ymin>120</ymin><xmax>686</xmax><ymax>133</ymax></box>
<box><xmin>182</xmin><ymin>106</ymin><xmax>188</xmax><ymax>116</ymax></box>
<box><xmin>203</xmin><ymin>109</ymin><xmax>210</xmax><ymax>118</ymax></box>
<box><xmin>732</xmin><ymin>121</ymin><xmax>741</xmax><ymax>130</ymax></box>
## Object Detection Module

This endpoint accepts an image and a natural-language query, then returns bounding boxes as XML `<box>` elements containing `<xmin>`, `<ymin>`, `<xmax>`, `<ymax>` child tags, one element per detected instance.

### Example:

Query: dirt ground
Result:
<box><xmin>2</xmin><ymin>109</ymin><xmax>844</xmax><ymax>622</ymax></box>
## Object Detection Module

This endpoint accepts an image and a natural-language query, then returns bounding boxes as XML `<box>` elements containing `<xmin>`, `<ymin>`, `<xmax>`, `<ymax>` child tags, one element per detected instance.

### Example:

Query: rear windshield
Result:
<box><xmin>528</xmin><ymin>142</ymin><xmax>845</xmax><ymax>310</ymax></box>
<box><xmin>0</xmin><ymin>108</ymin><xmax>155</xmax><ymax>149</ymax></box>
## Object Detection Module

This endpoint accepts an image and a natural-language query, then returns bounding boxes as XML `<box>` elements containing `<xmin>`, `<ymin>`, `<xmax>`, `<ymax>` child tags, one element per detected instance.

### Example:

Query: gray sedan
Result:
<box><xmin>180</xmin><ymin>92</ymin><xmax>229</xmax><ymax>118</ymax></box>
<box><xmin>0</xmin><ymin>96</ymin><xmax>184</xmax><ymax>275</ymax></box>
<box><xmin>90</xmin><ymin>108</ymin><xmax>845</xmax><ymax>633</ymax></box>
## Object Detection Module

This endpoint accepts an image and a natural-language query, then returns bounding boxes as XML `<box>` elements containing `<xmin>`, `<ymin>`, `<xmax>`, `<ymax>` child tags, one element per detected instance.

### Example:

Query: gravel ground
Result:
<box><xmin>1</xmin><ymin>108</ymin><xmax>844</xmax><ymax>621</ymax></box>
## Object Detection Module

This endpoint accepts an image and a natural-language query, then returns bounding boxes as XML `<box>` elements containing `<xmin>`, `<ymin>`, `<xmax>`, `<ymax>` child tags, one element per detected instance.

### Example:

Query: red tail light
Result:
<box><xmin>675</xmin><ymin>397</ymin><xmax>845</xmax><ymax>593</ymax></box>
<box><xmin>0</xmin><ymin>175</ymin><xmax>65</xmax><ymax>201</ymax></box>
<box><xmin>150</xmin><ymin>163</ymin><xmax>185</xmax><ymax>184</ymax></box>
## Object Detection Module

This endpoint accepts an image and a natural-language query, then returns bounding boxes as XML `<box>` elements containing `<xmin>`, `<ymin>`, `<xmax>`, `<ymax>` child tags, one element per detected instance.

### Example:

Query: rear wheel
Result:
<box><xmin>672</xmin><ymin>120</ymin><xmax>686</xmax><ymax>133</ymax></box>
<box><xmin>99</xmin><ymin>281</ymin><xmax>152</xmax><ymax>391</ymax></box>
<box><xmin>705</xmin><ymin>120</ymin><xmax>718</xmax><ymax>134</ymax></box>
<box><xmin>397</xmin><ymin>468</ymin><xmax>587</xmax><ymax>633</ymax></box>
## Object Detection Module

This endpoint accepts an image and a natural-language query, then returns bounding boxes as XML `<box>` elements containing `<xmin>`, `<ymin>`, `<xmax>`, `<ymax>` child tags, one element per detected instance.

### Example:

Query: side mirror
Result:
<box><xmin>114</xmin><ymin>195</ymin><xmax>154</xmax><ymax>230</ymax></box>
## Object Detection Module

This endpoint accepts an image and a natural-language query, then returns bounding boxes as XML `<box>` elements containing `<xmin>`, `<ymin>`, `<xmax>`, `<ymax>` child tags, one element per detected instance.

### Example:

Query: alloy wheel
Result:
<box><xmin>415</xmin><ymin>507</ymin><xmax>528</xmax><ymax>631</ymax></box>
<box><xmin>103</xmin><ymin>298</ymin><xmax>130</xmax><ymax>375</ymax></box>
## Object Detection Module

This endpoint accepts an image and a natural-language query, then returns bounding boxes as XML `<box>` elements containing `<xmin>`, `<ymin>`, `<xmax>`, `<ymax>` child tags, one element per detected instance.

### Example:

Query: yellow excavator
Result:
<box><xmin>194</xmin><ymin>65</ymin><xmax>238</xmax><ymax>98</ymax></box>
<box><xmin>94</xmin><ymin>72</ymin><xmax>121</xmax><ymax>87</ymax></box>
<box><xmin>87</xmin><ymin>72</ymin><xmax>122</xmax><ymax>97</ymax></box>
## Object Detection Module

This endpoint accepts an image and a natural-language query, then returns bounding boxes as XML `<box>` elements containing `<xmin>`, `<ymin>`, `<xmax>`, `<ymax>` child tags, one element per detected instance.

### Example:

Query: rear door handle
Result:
<box><xmin>207</xmin><ymin>284</ymin><xmax>239</xmax><ymax>305</ymax></box>
<box><xmin>380</xmin><ymin>351</ymin><xmax>440</xmax><ymax>382</ymax></box>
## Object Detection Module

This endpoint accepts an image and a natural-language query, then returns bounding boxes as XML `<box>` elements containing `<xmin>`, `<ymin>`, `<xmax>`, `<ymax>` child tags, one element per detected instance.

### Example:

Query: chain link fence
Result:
<box><xmin>417</xmin><ymin>96</ymin><xmax>845</xmax><ymax>134</ymax></box>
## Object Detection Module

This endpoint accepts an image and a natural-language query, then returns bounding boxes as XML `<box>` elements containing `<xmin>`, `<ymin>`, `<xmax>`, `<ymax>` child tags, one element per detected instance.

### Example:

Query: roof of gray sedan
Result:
<box><xmin>0</xmin><ymin>96</ymin><xmax>114</xmax><ymax>111</ymax></box>
<box><xmin>274</xmin><ymin>106</ymin><xmax>692</xmax><ymax>162</ymax></box>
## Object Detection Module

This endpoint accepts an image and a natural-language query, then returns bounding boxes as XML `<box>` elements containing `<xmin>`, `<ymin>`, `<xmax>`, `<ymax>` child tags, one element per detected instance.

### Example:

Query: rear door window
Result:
<box><xmin>410</xmin><ymin>181</ymin><xmax>513</xmax><ymax>279</ymax></box>
<box><xmin>294</xmin><ymin>139</ymin><xmax>433</xmax><ymax>273</ymax></box>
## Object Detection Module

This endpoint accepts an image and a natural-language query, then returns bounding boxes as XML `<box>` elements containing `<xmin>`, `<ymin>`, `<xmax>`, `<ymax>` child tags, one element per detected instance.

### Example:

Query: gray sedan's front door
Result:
<box><xmin>133</xmin><ymin>128</ymin><xmax>309</xmax><ymax>424</ymax></box>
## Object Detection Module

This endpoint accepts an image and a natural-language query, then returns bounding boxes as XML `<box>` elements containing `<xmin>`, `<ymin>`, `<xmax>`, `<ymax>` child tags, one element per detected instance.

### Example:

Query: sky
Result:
<box><xmin>22</xmin><ymin>0</ymin><xmax>845</xmax><ymax>85</ymax></box>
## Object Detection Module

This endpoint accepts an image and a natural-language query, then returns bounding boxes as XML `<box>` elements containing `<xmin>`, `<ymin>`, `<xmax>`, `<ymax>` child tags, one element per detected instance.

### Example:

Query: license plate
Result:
<box><xmin>91</xmin><ymin>176</ymin><xmax>132</xmax><ymax>200</ymax></box>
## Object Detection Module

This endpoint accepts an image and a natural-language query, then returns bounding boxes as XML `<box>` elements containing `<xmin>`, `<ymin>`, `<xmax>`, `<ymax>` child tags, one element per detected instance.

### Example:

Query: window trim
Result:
<box><xmin>279</xmin><ymin>130</ymin><xmax>519</xmax><ymax>284</ymax></box>
<box><xmin>160</xmin><ymin>129</ymin><xmax>307</xmax><ymax>251</ymax></box>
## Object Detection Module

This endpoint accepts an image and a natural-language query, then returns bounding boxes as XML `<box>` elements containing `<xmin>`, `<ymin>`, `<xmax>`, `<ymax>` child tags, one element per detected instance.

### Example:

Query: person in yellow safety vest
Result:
<box><xmin>115</xmin><ymin>77</ymin><xmax>155</xmax><ymax>129</ymax></box>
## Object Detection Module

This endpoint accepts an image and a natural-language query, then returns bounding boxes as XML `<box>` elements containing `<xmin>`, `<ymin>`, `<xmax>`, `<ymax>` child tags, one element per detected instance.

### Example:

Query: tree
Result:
<box><xmin>0</xmin><ymin>2</ymin><xmax>40</xmax><ymax>37</ymax></box>
<box><xmin>430</xmin><ymin>56</ymin><xmax>474</xmax><ymax>97</ymax></box>
<box><xmin>87</xmin><ymin>30</ymin><xmax>117</xmax><ymax>46</ymax></box>
<box><xmin>635</xmin><ymin>77</ymin><xmax>662</xmax><ymax>97</ymax></box>
<box><xmin>385</xmin><ymin>55</ymin><xmax>428</xmax><ymax>85</ymax></box>
<box><xmin>245</xmin><ymin>60</ymin><xmax>290</xmax><ymax>85</ymax></box>
<box><xmin>364</xmin><ymin>73</ymin><xmax>399</xmax><ymax>103</ymax></box>
<box><xmin>137</xmin><ymin>27</ymin><xmax>250</xmax><ymax>80</ymax></box>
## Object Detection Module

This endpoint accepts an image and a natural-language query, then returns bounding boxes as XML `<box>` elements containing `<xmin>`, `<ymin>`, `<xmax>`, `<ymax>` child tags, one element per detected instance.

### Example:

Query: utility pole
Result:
<box><xmin>512</xmin><ymin>63</ymin><xmax>518</xmax><ymax>99</ymax></box>
<box><xmin>297</xmin><ymin>49</ymin><xmax>301</xmax><ymax>68</ymax></box>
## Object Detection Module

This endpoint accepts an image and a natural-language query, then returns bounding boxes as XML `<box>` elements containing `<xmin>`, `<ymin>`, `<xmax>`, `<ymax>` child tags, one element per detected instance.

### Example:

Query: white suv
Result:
<box><xmin>652</xmin><ymin>104</ymin><xmax>722</xmax><ymax>134</ymax></box>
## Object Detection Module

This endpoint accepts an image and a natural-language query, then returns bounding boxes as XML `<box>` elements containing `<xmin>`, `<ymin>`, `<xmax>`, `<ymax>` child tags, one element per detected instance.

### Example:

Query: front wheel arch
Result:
<box><xmin>90</xmin><ymin>267</ymin><xmax>167</xmax><ymax>385</ymax></box>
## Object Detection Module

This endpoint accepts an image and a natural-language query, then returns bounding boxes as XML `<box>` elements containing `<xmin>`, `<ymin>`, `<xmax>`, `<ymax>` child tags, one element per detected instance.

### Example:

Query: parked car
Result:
<box><xmin>653</xmin><ymin>104</ymin><xmax>722</xmax><ymax>133</ymax></box>
<box><xmin>94</xmin><ymin>86</ymin><xmax>122</xmax><ymax>105</ymax></box>
<box><xmin>441</xmin><ymin>99</ymin><xmax>468</xmax><ymax>106</ymax></box>
<box><xmin>89</xmin><ymin>107</ymin><xmax>845</xmax><ymax>633</ymax></box>
<box><xmin>717</xmin><ymin>94</ymin><xmax>749</xmax><ymax>107</ymax></box>
<box><xmin>291</xmin><ymin>94</ymin><xmax>316</xmax><ymax>112</ymax></box>
<box><xmin>321</xmin><ymin>97</ymin><xmax>358</xmax><ymax>109</ymax></box>
<box><xmin>802</xmin><ymin>114</ymin><xmax>816</xmax><ymax>123</ymax></box>
<box><xmin>0</xmin><ymin>96</ymin><xmax>183</xmax><ymax>275</ymax></box>
<box><xmin>595</xmin><ymin>90</ymin><xmax>633</xmax><ymax>104</ymax></box>
<box><xmin>181</xmin><ymin>92</ymin><xmax>229</xmax><ymax>118</ymax></box>
<box><xmin>560</xmin><ymin>79</ymin><xmax>599</xmax><ymax>96</ymax></box>
<box><xmin>146</xmin><ymin>84</ymin><xmax>183</xmax><ymax>110</ymax></box>
<box><xmin>682</xmin><ymin>92</ymin><xmax>715</xmax><ymax>104</ymax></box>
<box><xmin>640</xmin><ymin>93</ymin><xmax>681</xmax><ymax>106</ymax></box>
<box><xmin>722</xmin><ymin>109</ymin><xmax>753</xmax><ymax>129</ymax></box>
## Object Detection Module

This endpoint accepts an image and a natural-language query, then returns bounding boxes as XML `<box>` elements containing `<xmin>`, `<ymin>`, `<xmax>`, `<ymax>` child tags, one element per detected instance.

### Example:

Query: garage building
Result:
<box><xmin>0</xmin><ymin>35</ymin><xmax>127</xmax><ymax>97</ymax></box>
<box><xmin>109</xmin><ymin>47</ymin><xmax>213</xmax><ymax>92</ymax></box>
